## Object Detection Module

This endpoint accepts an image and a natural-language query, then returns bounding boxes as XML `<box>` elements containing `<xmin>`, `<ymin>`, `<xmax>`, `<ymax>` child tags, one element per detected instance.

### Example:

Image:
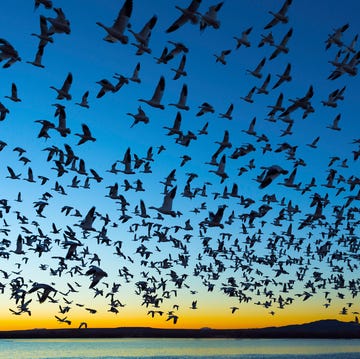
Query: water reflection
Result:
<box><xmin>2</xmin><ymin>338</ymin><xmax>360</xmax><ymax>359</ymax></box>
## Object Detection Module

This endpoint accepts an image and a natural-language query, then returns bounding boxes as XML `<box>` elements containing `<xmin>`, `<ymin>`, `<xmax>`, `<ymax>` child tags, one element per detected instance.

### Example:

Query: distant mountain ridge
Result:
<box><xmin>248</xmin><ymin>319</ymin><xmax>360</xmax><ymax>338</ymax></box>
<box><xmin>0</xmin><ymin>319</ymin><xmax>359</xmax><ymax>339</ymax></box>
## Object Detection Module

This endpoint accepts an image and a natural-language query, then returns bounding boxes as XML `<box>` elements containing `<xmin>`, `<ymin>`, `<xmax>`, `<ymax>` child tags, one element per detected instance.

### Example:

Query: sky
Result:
<box><xmin>0</xmin><ymin>0</ymin><xmax>359</xmax><ymax>331</ymax></box>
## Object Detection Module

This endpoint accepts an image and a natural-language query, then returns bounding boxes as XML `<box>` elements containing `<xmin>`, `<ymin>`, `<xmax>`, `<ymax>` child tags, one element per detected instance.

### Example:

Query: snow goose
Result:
<box><xmin>96</xmin><ymin>79</ymin><xmax>116</xmax><ymax>98</ymax></box>
<box><xmin>27</xmin><ymin>42</ymin><xmax>46</xmax><ymax>68</ymax></box>
<box><xmin>149</xmin><ymin>186</ymin><xmax>178</xmax><ymax>217</ymax></box>
<box><xmin>196</xmin><ymin>102</ymin><xmax>214</xmax><ymax>116</ymax></box>
<box><xmin>129</xmin><ymin>15</ymin><xmax>157</xmax><ymax>54</ymax></box>
<box><xmin>163</xmin><ymin>111</ymin><xmax>183</xmax><ymax>136</ymax></box>
<box><xmin>128</xmin><ymin>62</ymin><xmax>141</xmax><ymax>83</ymax></box>
<box><xmin>85</xmin><ymin>265</ymin><xmax>108</xmax><ymax>288</ymax></box>
<box><xmin>209</xmin><ymin>155</ymin><xmax>228</xmax><ymax>183</ymax></box>
<box><xmin>240</xmin><ymin>86</ymin><xmax>256</xmax><ymax>103</ymax></box>
<box><xmin>166</xmin><ymin>0</ymin><xmax>201</xmax><ymax>33</ymax></box>
<box><xmin>165</xmin><ymin>41</ymin><xmax>189</xmax><ymax>62</ymax></box>
<box><xmin>258</xmin><ymin>32</ymin><xmax>274</xmax><ymax>47</ymax></box>
<box><xmin>96</xmin><ymin>0</ymin><xmax>132</xmax><ymax>44</ymax></box>
<box><xmin>233</xmin><ymin>27</ymin><xmax>252</xmax><ymax>49</ymax></box>
<box><xmin>0</xmin><ymin>38</ymin><xmax>21</xmax><ymax>68</ymax></box>
<box><xmin>246</xmin><ymin>57</ymin><xmax>266</xmax><ymax>78</ymax></box>
<box><xmin>259</xmin><ymin>165</ymin><xmax>289</xmax><ymax>189</ymax></box>
<box><xmin>50</xmin><ymin>72</ymin><xmax>72</xmax><ymax>100</ymax></box>
<box><xmin>325</xmin><ymin>23</ymin><xmax>349</xmax><ymax>50</ymax></box>
<box><xmin>169</xmin><ymin>83</ymin><xmax>189</xmax><ymax>110</ymax></box>
<box><xmin>139</xmin><ymin>76</ymin><xmax>165</xmax><ymax>109</ymax></box>
<box><xmin>326</xmin><ymin>113</ymin><xmax>341</xmax><ymax>131</ymax></box>
<box><xmin>75</xmin><ymin>91</ymin><xmax>90</xmax><ymax>109</ymax></box>
<box><xmin>269</xmin><ymin>28</ymin><xmax>293</xmax><ymax>60</ymax></box>
<box><xmin>120</xmin><ymin>148</ymin><xmax>135</xmax><ymax>174</ymax></box>
<box><xmin>256</xmin><ymin>73</ymin><xmax>271</xmax><ymax>95</ymax></box>
<box><xmin>127</xmin><ymin>106</ymin><xmax>150</xmax><ymax>127</ymax></box>
<box><xmin>264</xmin><ymin>0</ymin><xmax>292</xmax><ymax>30</ymax></box>
<box><xmin>53</xmin><ymin>103</ymin><xmax>70</xmax><ymax>137</ymax></box>
<box><xmin>272</xmin><ymin>63</ymin><xmax>292</xmax><ymax>89</ymax></box>
<box><xmin>28</xmin><ymin>283</ymin><xmax>57</xmax><ymax>303</ymax></box>
<box><xmin>198</xmin><ymin>1</ymin><xmax>224</xmax><ymax>32</ymax></box>
<box><xmin>46</xmin><ymin>8</ymin><xmax>70</xmax><ymax>35</ymax></box>
<box><xmin>5</xmin><ymin>83</ymin><xmax>21</xmax><ymax>102</ymax></box>
<box><xmin>171</xmin><ymin>54</ymin><xmax>187</xmax><ymax>80</ymax></box>
<box><xmin>75</xmin><ymin>124</ymin><xmax>96</xmax><ymax>145</ymax></box>
<box><xmin>214</xmin><ymin>49</ymin><xmax>231</xmax><ymax>65</ymax></box>
<box><xmin>218</xmin><ymin>103</ymin><xmax>234</xmax><ymax>120</ymax></box>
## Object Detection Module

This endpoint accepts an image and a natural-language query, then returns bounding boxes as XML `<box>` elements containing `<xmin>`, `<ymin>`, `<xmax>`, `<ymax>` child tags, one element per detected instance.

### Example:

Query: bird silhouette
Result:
<box><xmin>166</xmin><ymin>0</ymin><xmax>201</xmax><ymax>33</ymax></box>
<box><xmin>96</xmin><ymin>0</ymin><xmax>133</xmax><ymax>44</ymax></box>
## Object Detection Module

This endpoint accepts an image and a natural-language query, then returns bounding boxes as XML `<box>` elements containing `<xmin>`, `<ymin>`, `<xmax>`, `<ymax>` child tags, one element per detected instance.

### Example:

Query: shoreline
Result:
<box><xmin>1</xmin><ymin>320</ymin><xmax>360</xmax><ymax>339</ymax></box>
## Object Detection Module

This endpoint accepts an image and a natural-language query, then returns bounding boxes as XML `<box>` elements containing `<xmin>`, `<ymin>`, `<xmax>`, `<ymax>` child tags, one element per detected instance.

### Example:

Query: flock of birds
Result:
<box><xmin>0</xmin><ymin>0</ymin><xmax>360</xmax><ymax>329</ymax></box>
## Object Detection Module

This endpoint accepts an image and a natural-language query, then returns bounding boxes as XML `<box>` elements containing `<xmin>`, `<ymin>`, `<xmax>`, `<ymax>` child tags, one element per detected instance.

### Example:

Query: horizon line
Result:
<box><xmin>1</xmin><ymin>318</ymin><xmax>359</xmax><ymax>333</ymax></box>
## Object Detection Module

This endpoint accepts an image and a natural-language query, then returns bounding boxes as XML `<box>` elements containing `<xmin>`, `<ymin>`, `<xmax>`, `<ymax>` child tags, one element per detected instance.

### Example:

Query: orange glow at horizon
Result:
<box><xmin>0</xmin><ymin>299</ymin><xmax>350</xmax><ymax>331</ymax></box>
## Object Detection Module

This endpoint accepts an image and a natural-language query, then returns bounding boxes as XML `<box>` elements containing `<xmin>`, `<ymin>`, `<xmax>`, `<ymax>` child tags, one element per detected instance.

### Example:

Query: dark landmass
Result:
<box><xmin>1</xmin><ymin>320</ymin><xmax>360</xmax><ymax>339</ymax></box>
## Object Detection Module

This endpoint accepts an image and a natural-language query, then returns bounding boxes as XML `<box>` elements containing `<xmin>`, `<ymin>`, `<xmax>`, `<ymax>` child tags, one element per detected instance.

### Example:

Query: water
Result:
<box><xmin>1</xmin><ymin>338</ymin><xmax>360</xmax><ymax>359</ymax></box>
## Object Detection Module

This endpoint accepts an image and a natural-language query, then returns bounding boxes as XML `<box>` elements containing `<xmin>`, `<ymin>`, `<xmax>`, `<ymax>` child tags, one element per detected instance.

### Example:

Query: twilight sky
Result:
<box><xmin>0</xmin><ymin>0</ymin><xmax>359</xmax><ymax>330</ymax></box>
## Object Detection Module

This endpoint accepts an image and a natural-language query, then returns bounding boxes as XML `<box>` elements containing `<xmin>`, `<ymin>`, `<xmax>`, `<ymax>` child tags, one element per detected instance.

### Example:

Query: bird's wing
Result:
<box><xmin>82</xmin><ymin>91</ymin><xmax>89</xmax><ymax>101</ymax></box>
<box><xmin>255</xmin><ymin>57</ymin><xmax>266</xmax><ymax>71</ymax></box>
<box><xmin>280</xmin><ymin>28</ymin><xmax>293</xmax><ymax>46</ymax></box>
<box><xmin>113</xmin><ymin>0</ymin><xmax>133</xmax><ymax>32</ymax></box>
<box><xmin>140</xmin><ymin>199</ymin><xmax>147</xmax><ymax>216</ymax></box>
<box><xmin>264</xmin><ymin>16</ymin><xmax>279</xmax><ymax>30</ymax></box>
<box><xmin>279</xmin><ymin>0</ymin><xmax>292</xmax><ymax>15</ymax></box>
<box><xmin>166</xmin><ymin>14</ymin><xmax>187</xmax><ymax>34</ymax></box>
<box><xmin>82</xmin><ymin>124</ymin><xmax>91</xmax><ymax>137</ymax></box>
<box><xmin>179</xmin><ymin>84</ymin><xmax>188</xmax><ymax>102</ymax></box>
<box><xmin>151</xmin><ymin>76</ymin><xmax>165</xmax><ymax>102</ymax></box>
<box><xmin>162</xmin><ymin>186</ymin><xmax>177</xmax><ymax>211</ymax></box>
<box><xmin>7</xmin><ymin>166</ymin><xmax>16</xmax><ymax>177</ymax></box>
<box><xmin>179</xmin><ymin>54</ymin><xmax>186</xmax><ymax>70</ymax></box>
<box><xmin>138</xmin><ymin>15</ymin><xmax>157</xmax><ymax>38</ymax></box>
<box><xmin>188</xmin><ymin>0</ymin><xmax>202</xmax><ymax>12</ymax></box>
<box><xmin>61</xmin><ymin>72</ymin><xmax>72</xmax><ymax>91</ymax></box>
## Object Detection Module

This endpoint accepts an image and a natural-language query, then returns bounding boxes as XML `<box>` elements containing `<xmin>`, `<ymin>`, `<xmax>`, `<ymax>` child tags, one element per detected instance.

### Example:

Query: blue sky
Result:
<box><xmin>0</xmin><ymin>0</ymin><xmax>359</xmax><ymax>330</ymax></box>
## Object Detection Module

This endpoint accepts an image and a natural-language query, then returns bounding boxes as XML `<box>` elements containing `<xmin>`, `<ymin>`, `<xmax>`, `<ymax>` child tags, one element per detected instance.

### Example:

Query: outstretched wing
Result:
<box><xmin>113</xmin><ymin>0</ymin><xmax>133</xmax><ymax>33</ymax></box>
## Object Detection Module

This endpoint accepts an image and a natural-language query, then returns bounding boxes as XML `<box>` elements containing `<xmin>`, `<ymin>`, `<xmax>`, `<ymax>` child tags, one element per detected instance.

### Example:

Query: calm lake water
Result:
<box><xmin>1</xmin><ymin>338</ymin><xmax>360</xmax><ymax>359</ymax></box>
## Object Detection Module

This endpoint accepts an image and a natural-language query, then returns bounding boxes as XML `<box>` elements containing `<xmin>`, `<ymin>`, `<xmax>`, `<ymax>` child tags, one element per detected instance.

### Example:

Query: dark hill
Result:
<box><xmin>0</xmin><ymin>320</ymin><xmax>359</xmax><ymax>339</ymax></box>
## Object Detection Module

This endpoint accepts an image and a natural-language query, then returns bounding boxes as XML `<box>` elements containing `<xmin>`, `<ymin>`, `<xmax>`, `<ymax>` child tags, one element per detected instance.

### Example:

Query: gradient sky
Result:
<box><xmin>0</xmin><ymin>0</ymin><xmax>359</xmax><ymax>331</ymax></box>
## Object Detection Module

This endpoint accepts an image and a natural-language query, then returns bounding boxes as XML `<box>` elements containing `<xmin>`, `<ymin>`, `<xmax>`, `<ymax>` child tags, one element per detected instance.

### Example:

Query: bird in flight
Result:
<box><xmin>166</xmin><ymin>0</ymin><xmax>202</xmax><ymax>33</ymax></box>
<box><xmin>96</xmin><ymin>0</ymin><xmax>133</xmax><ymax>44</ymax></box>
